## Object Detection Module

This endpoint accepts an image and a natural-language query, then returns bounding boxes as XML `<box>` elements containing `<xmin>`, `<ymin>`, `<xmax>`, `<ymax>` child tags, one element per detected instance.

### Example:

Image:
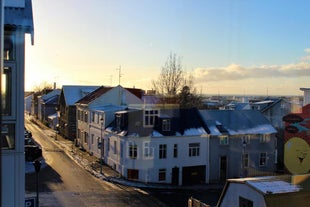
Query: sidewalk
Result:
<box><xmin>29</xmin><ymin>119</ymin><xmax>224</xmax><ymax>191</ymax></box>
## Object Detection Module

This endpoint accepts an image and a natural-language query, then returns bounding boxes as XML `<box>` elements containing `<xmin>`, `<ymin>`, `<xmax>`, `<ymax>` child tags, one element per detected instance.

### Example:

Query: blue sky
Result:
<box><xmin>25</xmin><ymin>0</ymin><xmax>310</xmax><ymax>95</ymax></box>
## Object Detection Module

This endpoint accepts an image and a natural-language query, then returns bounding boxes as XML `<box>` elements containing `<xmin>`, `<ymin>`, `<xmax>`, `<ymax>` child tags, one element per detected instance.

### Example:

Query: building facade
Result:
<box><xmin>1</xmin><ymin>0</ymin><xmax>34</xmax><ymax>206</ymax></box>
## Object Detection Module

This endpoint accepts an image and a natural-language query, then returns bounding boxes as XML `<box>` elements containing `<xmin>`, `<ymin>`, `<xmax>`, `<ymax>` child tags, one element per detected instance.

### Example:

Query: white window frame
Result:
<box><xmin>259</xmin><ymin>152</ymin><xmax>267</xmax><ymax>167</ymax></box>
<box><xmin>260</xmin><ymin>134</ymin><xmax>270</xmax><ymax>143</ymax></box>
<box><xmin>189</xmin><ymin>143</ymin><xmax>200</xmax><ymax>157</ymax></box>
<box><xmin>128</xmin><ymin>141</ymin><xmax>138</xmax><ymax>159</ymax></box>
<box><xmin>144</xmin><ymin>109</ymin><xmax>159</xmax><ymax>127</ymax></box>
<box><xmin>162</xmin><ymin>119</ymin><xmax>171</xmax><ymax>131</ymax></box>
<box><xmin>143</xmin><ymin>141</ymin><xmax>154</xmax><ymax>159</ymax></box>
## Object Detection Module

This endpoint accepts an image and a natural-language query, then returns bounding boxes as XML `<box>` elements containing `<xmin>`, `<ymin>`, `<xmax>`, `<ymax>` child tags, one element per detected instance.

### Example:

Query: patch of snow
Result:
<box><xmin>184</xmin><ymin>127</ymin><xmax>207</xmax><ymax>136</ymax></box>
<box><xmin>152</xmin><ymin>131</ymin><xmax>163</xmax><ymax>137</ymax></box>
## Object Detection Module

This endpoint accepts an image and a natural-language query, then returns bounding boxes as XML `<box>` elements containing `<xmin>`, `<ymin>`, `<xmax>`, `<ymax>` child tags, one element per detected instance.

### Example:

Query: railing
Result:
<box><xmin>188</xmin><ymin>197</ymin><xmax>210</xmax><ymax>207</ymax></box>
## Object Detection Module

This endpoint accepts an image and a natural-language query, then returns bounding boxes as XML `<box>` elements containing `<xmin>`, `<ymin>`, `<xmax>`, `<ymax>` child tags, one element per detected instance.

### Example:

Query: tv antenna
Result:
<box><xmin>116</xmin><ymin>66</ymin><xmax>122</xmax><ymax>85</ymax></box>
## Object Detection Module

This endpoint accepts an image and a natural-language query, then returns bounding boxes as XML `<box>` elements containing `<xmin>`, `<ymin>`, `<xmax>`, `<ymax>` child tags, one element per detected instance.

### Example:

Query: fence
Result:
<box><xmin>188</xmin><ymin>197</ymin><xmax>210</xmax><ymax>207</ymax></box>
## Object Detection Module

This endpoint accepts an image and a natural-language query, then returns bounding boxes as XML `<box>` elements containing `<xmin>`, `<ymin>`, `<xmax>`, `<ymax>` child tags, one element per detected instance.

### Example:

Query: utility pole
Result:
<box><xmin>116</xmin><ymin>66</ymin><xmax>122</xmax><ymax>105</ymax></box>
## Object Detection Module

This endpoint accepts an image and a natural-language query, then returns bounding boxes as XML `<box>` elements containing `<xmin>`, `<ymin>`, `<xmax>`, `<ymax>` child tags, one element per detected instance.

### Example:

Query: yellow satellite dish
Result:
<box><xmin>284</xmin><ymin>137</ymin><xmax>310</xmax><ymax>174</ymax></box>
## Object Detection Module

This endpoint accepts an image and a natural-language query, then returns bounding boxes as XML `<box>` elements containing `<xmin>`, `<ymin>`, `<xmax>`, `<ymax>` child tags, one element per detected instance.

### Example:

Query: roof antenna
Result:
<box><xmin>116</xmin><ymin>66</ymin><xmax>122</xmax><ymax>86</ymax></box>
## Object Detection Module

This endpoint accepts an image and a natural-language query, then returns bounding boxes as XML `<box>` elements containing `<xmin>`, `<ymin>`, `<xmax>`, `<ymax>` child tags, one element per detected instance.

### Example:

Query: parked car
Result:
<box><xmin>25</xmin><ymin>137</ymin><xmax>42</xmax><ymax>161</ymax></box>
<box><xmin>24</xmin><ymin>128</ymin><xmax>32</xmax><ymax>138</ymax></box>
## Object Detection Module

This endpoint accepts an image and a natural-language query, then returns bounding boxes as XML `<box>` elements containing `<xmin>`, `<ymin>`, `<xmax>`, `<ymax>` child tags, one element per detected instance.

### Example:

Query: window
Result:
<box><xmin>143</xmin><ymin>142</ymin><xmax>154</xmax><ymax>159</ymax></box>
<box><xmin>219</xmin><ymin>135</ymin><xmax>229</xmax><ymax>145</ymax></box>
<box><xmin>91</xmin><ymin>134</ymin><xmax>94</xmax><ymax>145</ymax></box>
<box><xmin>113</xmin><ymin>140</ymin><xmax>117</xmax><ymax>154</ymax></box>
<box><xmin>91</xmin><ymin>111</ymin><xmax>95</xmax><ymax>122</ymax></box>
<box><xmin>128</xmin><ymin>143</ymin><xmax>137</xmax><ymax>159</ymax></box>
<box><xmin>2</xmin><ymin>67</ymin><xmax>12</xmax><ymax>116</ymax></box>
<box><xmin>159</xmin><ymin>144</ymin><xmax>167</xmax><ymax>159</ymax></box>
<box><xmin>158</xmin><ymin>169</ymin><xmax>166</xmax><ymax>181</ymax></box>
<box><xmin>84</xmin><ymin>111</ymin><xmax>88</xmax><ymax>122</ymax></box>
<box><xmin>173</xmin><ymin>144</ymin><xmax>178</xmax><ymax>158</ymax></box>
<box><xmin>189</xmin><ymin>143</ymin><xmax>200</xmax><ymax>157</ymax></box>
<box><xmin>239</xmin><ymin>197</ymin><xmax>253</xmax><ymax>207</ymax></box>
<box><xmin>144</xmin><ymin>109</ymin><xmax>159</xmax><ymax>127</ymax></box>
<box><xmin>84</xmin><ymin>132</ymin><xmax>88</xmax><ymax>143</ymax></box>
<box><xmin>260</xmin><ymin>134</ymin><xmax>270</xmax><ymax>143</ymax></box>
<box><xmin>259</xmin><ymin>152</ymin><xmax>267</xmax><ymax>166</ymax></box>
<box><xmin>1</xmin><ymin>124</ymin><xmax>15</xmax><ymax>149</ymax></box>
<box><xmin>241</xmin><ymin>135</ymin><xmax>251</xmax><ymax>145</ymax></box>
<box><xmin>242</xmin><ymin>153</ymin><xmax>249</xmax><ymax>168</ymax></box>
<box><xmin>127</xmin><ymin>169</ymin><xmax>139</xmax><ymax>180</ymax></box>
<box><xmin>162</xmin><ymin>119</ymin><xmax>171</xmax><ymax>131</ymax></box>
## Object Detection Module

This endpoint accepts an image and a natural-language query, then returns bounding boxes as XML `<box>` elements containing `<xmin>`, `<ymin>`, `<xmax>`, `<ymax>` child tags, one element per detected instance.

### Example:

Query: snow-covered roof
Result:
<box><xmin>41</xmin><ymin>89</ymin><xmax>61</xmax><ymax>101</ymax></box>
<box><xmin>4</xmin><ymin>0</ymin><xmax>34</xmax><ymax>43</ymax></box>
<box><xmin>62</xmin><ymin>85</ymin><xmax>100</xmax><ymax>106</ymax></box>
<box><xmin>199</xmin><ymin>110</ymin><xmax>277</xmax><ymax>135</ymax></box>
<box><xmin>248</xmin><ymin>180</ymin><xmax>300</xmax><ymax>194</ymax></box>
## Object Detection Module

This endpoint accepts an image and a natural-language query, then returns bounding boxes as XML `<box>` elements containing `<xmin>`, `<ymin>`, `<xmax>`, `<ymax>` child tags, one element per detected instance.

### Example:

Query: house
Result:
<box><xmin>24</xmin><ymin>93</ymin><xmax>33</xmax><ymax>115</ymax></box>
<box><xmin>58</xmin><ymin>85</ymin><xmax>100</xmax><ymax>140</ymax></box>
<box><xmin>199</xmin><ymin>110</ymin><xmax>278</xmax><ymax>183</ymax></box>
<box><xmin>75</xmin><ymin>85</ymin><xmax>144</xmax><ymax>154</ymax></box>
<box><xmin>1</xmin><ymin>0</ymin><xmax>34</xmax><ymax>206</ymax></box>
<box><xmin>104</xmin><ymin>107</ymin><xmax>209</xmax><ymax>185</ymax></box>
<box><xmin>37</xmin><ymin>89</ymin><xmax>61</xmax><ymax>124</ymax></box>
<box><xmin>216</xmin><ymin>174</ymin><xmax>310</xmax><ymax>207</ymax></box>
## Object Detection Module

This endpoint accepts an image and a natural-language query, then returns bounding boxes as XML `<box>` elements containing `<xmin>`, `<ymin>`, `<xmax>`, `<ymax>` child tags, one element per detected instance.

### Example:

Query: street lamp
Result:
<box><xmin>33</xmin><ymin>160</ymin><xmax>41</xmax><ymax>207</ymax></box>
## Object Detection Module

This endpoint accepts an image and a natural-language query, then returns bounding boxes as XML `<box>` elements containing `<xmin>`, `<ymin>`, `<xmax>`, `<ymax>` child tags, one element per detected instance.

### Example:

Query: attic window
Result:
<box><xmin>144</xmin><ymin>109</ymin><xmax>159</xmax><ymax>127</ymax></box>
<box><xmin>162</xmin><ymin>119</ymin><xmax>171</xmax><ymax>131</ymax></box>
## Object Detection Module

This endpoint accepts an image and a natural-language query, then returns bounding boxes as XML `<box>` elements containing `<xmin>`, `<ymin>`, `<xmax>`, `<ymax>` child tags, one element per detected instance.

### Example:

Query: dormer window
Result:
<box><xmin>144</xmin><ymin>109</ymin><xmax>159</xmax><ymax>127</ymax></box>
<box><xmin>162</xmin><ymin>119</ymin><xmax>171</xmax><ymax>131</ymax></box>
<box><xmin>115</xmin><ymin>111</ymin><xmax>128</xmax><ymax>131</ymax></box>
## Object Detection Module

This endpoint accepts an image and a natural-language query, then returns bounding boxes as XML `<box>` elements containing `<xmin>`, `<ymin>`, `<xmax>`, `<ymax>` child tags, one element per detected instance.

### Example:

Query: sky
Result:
<box><xmin>25</xmin><ymin>0</ymin><xmax>310</xmax><ymax>96</ymax></box>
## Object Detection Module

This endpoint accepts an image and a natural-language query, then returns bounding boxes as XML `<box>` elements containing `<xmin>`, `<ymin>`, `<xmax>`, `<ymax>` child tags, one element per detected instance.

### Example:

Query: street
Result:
<box><xmin>25</xmin><ymin>119</ymin><xmax>167</xmax><ymax>207</ymax></box>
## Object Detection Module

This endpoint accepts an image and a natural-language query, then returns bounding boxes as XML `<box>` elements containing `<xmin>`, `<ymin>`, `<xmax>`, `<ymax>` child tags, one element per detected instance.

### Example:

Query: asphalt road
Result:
<box><xmin>25</xmin><ymin>120</ymin><xmax>168</xmax><ymax>207</ymax></box>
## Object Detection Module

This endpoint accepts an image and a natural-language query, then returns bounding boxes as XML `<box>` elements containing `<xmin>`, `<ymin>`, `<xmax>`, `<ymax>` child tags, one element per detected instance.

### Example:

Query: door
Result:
<box><xmin>171</xmin><ymin>167</ymin><xmax>179</xmax><ymax>185</ymax></box>
<box><xmin>220</xmin><ymin>156</ymin><xmax>227</xmax><ymax>181</ymax></box>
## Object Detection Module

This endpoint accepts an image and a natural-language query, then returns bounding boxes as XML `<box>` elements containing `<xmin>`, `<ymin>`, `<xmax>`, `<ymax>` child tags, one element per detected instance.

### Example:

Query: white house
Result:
<box><xmin>216</xmin><ymin>174</ymin><xmax>310</xmax><ymax>207</ymax></box>
<box><xmin>104</xmin><ymin>107</ymin><xmax>210</xmax><ymax>185</ymax></box>
<box><xmin>75</xmin><ymin>85</ymin><xmax>144</xmax><ymax>157</ymax></box>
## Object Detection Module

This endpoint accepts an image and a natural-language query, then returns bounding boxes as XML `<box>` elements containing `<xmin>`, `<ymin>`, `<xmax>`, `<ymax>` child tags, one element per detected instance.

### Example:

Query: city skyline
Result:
<box><xmin>25</xmin><ymin>0</ymin><xmax>310</xmax><ymax>95</ymax></box>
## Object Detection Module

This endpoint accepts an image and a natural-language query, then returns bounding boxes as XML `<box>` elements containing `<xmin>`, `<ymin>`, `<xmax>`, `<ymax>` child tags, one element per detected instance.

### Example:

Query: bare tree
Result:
<box><xmin>152</xmin><ymin>53</ymin><xmax>184</xmax><ymax>96</ymax></box>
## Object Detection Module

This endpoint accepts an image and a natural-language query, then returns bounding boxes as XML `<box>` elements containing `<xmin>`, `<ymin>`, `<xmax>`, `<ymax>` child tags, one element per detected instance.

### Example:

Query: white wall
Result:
<box><xmin>106</xmin><ymin>134</ymin><xmax>210</xmax><ymax>185</ymax></box>
<box><xmin>219</xmin><ymin>183</ymin><xmax>267</xmax><ymax>207</ymax></box>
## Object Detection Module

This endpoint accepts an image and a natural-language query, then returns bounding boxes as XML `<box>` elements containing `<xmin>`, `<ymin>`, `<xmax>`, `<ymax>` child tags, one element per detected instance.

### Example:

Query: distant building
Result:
<box><xmin>37</xmin><ymin>89</ymin><xmax>61</xmax><ymax>124</ymax></box>
<box><xmin>58</xmin><ymin>85</ymin><xmax>100</xmax><ymax>140</ymax></box>
<box><xmin>199</xmin><ymin>110</ymin><xmax>278</xmax><ymax>182</ymax></box>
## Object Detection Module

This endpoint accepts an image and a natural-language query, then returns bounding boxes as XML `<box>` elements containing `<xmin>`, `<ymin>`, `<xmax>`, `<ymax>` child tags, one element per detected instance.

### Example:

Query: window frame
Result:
<box><xmin>159</xmin><ymin>144</ymin><xmax>167</xmax><ymax>159</ymax></box>
<box><xmin>189</xmin><ymin>143</ymin><xmax>200</xmax><ymax>157</ymax></box>
<box><xmin>162</xmin><ymin>119</ymin><xmax>171</xmax><ymax>131</ymax></box>
<box><xmin>219</xmin><ymin>135</ymin><xmax>229</xmax><ymax>145</ymax></box>
<box><xmin>158</xmin><ymin>168</ymin><xmax>166</xmax><ymax>181</ymax></box>
<box><xmin>144</xmin><ymin>109</ymin><xmax>159</xmax><ymax>127</ymax></box>
<box><xmin>128</xmin><ymin>142</ymin><xmax>138</xmax><ymax>159</ymax></box>
<box><xmin>259</xmin><ymin>152</ymin><xmax>267</xmax><ymax>167</ymax></box>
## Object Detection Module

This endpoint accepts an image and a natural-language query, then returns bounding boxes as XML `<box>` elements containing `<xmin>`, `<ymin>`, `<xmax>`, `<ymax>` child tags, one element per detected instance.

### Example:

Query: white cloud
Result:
<box><xmin>193</xmin><ymin>61</ymin><xmax>310</xmax><ymax>83</ymax></box>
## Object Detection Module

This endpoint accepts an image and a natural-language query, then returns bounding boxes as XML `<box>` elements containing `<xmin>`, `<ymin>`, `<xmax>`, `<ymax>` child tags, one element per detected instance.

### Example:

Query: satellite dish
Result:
<box><xmin>284</xmin><ymin>137</ymin><xmax>310</xmax><ymax>174</ymax></box>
